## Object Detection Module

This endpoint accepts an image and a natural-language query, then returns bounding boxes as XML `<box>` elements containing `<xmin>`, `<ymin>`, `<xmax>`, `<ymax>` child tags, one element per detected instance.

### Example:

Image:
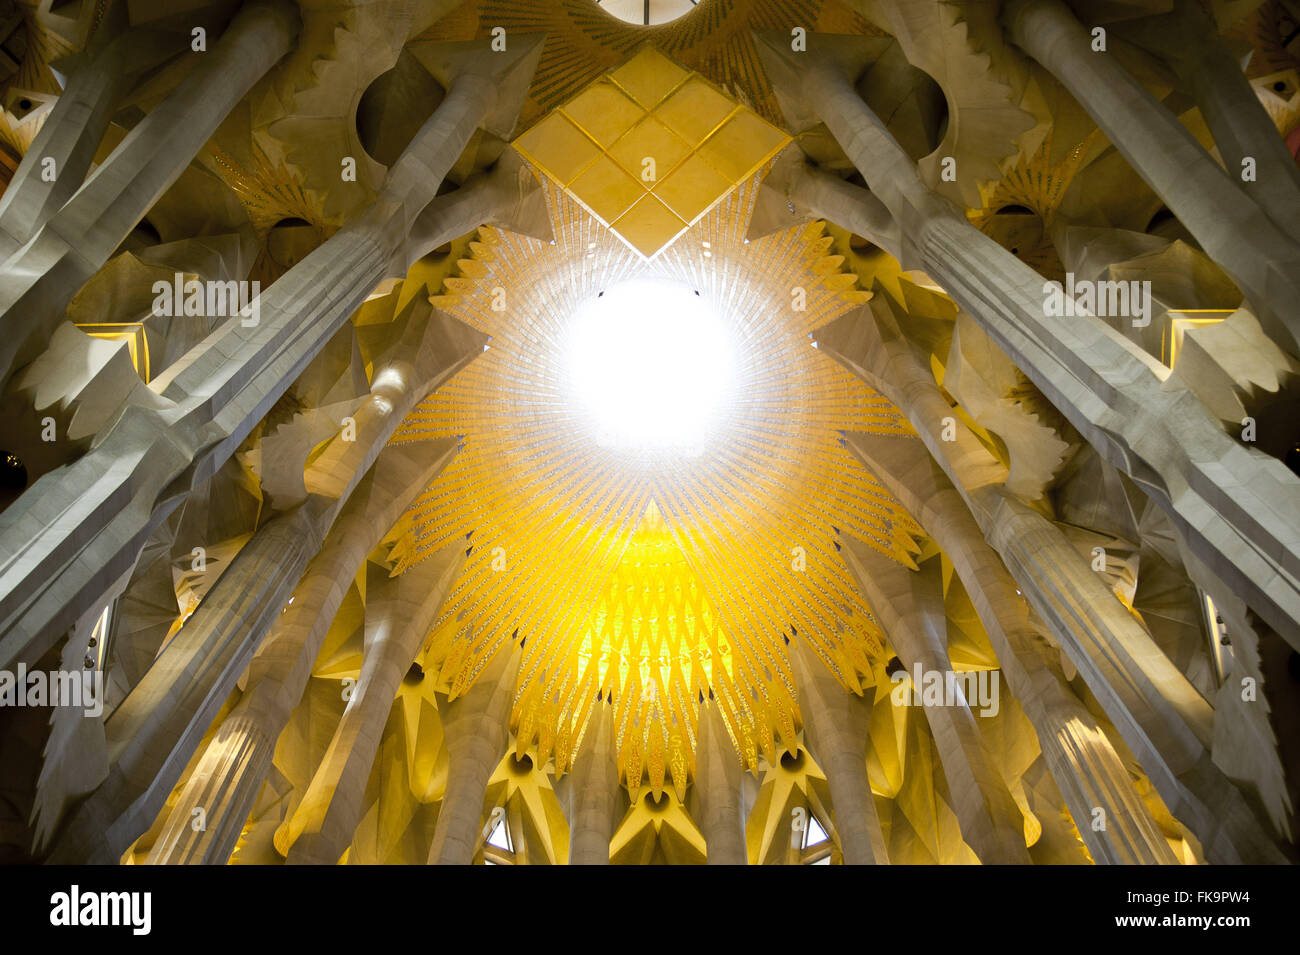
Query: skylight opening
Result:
<box><xmin>562</xmin><ymin>278</ymin><xmax>738</xmax><ymax>456</ymax></box>
<box><xmin>595</xmin><ymin>0</ymin><xmax>699</xmax><ymax>27</ymax></box>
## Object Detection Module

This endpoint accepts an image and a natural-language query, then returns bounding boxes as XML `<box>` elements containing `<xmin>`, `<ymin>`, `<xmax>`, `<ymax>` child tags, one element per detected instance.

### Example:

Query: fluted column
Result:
<box><xmin>0</xmin><ymin>25</ymin><xmax>193</xmax><ymax>257</ymax></box>
<box><xmin>565</xmin><ymin>696</ymin><xmax>620</xmax><ymax>865</ymax></box>
<box><xmin>144</xmin><ymin>439</ymin><xmax>459</xmax><ymax>865</ymax></box>
<box><xmin>0</xmin><ymin>1</ymin><xmax>302</xmax><ymax>385</ymax></box>
<box><xmin>46</xmin><ymin>502</ymin><xmax>326</xmax><ymax>864</ymax></box>
<box><xmin>813</xmin><ymin>298</ymin><xmax>1285</xmax><ymax>863</ymax></box>
<box><xmin>1122</xmin><ymin>0</ymin><xmax>1300</xmax><ymax>246</ymax></box>
<box><xmin>426</xmin><ymin>642</ymin><xmax>521</xmax><ymax>865</ymax></box>
<box><xmin>841</xmin><ymin>544</ymin><xmax>1030</xmax><ymax>864</ymax></box>
<box><xmin>1001</xmin><ymin>0</ymin><xmax>1300</xmax><ymax>352</ymax></box>
<box><xmin>0</xmin><ymin>35</ymin><xmax>544</xmax><ymax>677</ymax></box>
<box><xmin>752</xmin><ymin>30</ymin><xmax>1300</xmax><ymax>658</ymax></box>
<box><xmin>691</xmin><ymin>697</ymin><xmax>747</xmax><ymax>864</ymax></box>
<box><xmin>281</xmin><ymin>544</ymin><xmax>465</xmax><ymax>864</ymax></box>
<box><xmin>788</xmin><ymin>639</ymin><xmax>888</xmax><ymax>864</ymax></box>
<box><xmin>842</xmin><ymin>429</ymin><xmax>1177</xmax><ymax>864</ymax></box>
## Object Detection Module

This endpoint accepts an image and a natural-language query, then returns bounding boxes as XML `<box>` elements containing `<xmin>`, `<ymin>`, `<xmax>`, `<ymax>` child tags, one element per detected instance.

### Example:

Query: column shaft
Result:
<box><xmin>0</xmin><ymin>42</ymin><xmax>530</xmax><ymax>676</ymax></box>
<box><xmin>813</xmin><ymin>298</ymin><xmax>1283</xmax><ymax>862</ymax></box>
<box><xmin>842</xmin><ymin>429</ymin><xmax>1177</xmax><ymax>864</ymax></box>
<box><xmin>789</xmin><ymin>639</ymin><xmax>888</xmax><ymax>864</ymax></box>
<box><xmin>46</xmin><ymin>504</ymin><xmax>325</xmax><ymax>863</ymax></box>
<box><xmin>426</xmin><ymin>644</ymin><xmax>521</xmax><ymax>864</ymax></box>
<box><xmin>1003</xmin><ymin>0</ymin><xmax>1300</xmax><ymax>352</ymax></box>
<box><xmin>0</xmin><ymin>1</ymin><xmax>301</xmax><ymax>384</ymax></box>
<box><xmin>691</xmin><ymin>697</ymin><xmax>747</xmax><ymax>864</ymax></box>
<box><xmin>282</xmin><ymin>544</ymin><xmax>465</xmax><ymax>864</ymax></box>
<box><xmin>566</xmin><ymin>699</ymin><xmax>619</xmax><ymax>865</ymax></box>
<box><xmin>145</xmin><ymin>440</ymin><xmax>458</xmax><ymax>865</ymax></box>
<box><xmin>841</xmin><ymin>545</ymin><xmax>1031</xmax><ymax>864</ymax></box>
<box><xmin>760</xmin><ymin>33</ymin><xmax>1300</xmax><ymax>656</ymax></box>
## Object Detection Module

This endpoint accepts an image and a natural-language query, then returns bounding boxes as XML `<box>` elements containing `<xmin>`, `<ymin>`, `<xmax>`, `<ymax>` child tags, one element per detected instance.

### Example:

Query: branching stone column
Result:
<box><xmin>281</xmin><ymin>544</ymin><xmax>466</xmax><ymax>864</ymax></box>
<box><xmin>143</xmin><ymin>439</ymin><xmax>460</xmax><ymax>865</ymax></box>
<box><xmin>46</xmin><ymin>502</ymin><xmax>327</xmax><ymax>864</ymax></box>
<box><xmin>426</xmin><ymin>641</ymin><xmax>521</xmax><ymax>865</ymax></box>
<box><xmin>565</xmin><ymin>695</ymin><xmax>620</xmax><ymax>865</ymax></box>
<box><xmin>401</xmin><ymin>149</ymin><xmax>553</xmax><ymax>273</ymax></box>
<box><xmin>0</xmin><ymin>35</ymin><xmax>544</xmax><ymax>678</ymax></box>
<box><xmin>1000</xmin><ymin>0</ymin><xmax>1300</xmax><ymax>351</ymax></box>
<box><xmin>0</xmin><ymin>0</ymin><xmax>302</xmax><ymax>386</ymax></box>
<box><xmin>0</xmin><ymin>23</ymin><xmax>198</xmax><ymax>257</ymax></box>
<box><xmin>747</xmin><ymin>145</ymin><xmax>901</xmax><ymax>257</ymax></box>
<box><xmin>840</xmin><ymin>544</ymin><xmax>1031</xmax><ymax>864</ymax></box>
<box><xmin>841</xmin><ymin>429</ymin><xmax>1177</xmax><ymax>865</ymax></box>
<box><xmin>46</xmin><ymin>304</ymin><xmax>485</xmax><ymax>863</ymax></box>
<box><xmin>690</xmin><ymin>696</ymin><xmax>747</xmax><ymax>864</ymax></box>
<box><xmin>813</xmin><ymin>297</ymin><xmax>1286</xmax><ymax>863</ymax></box>
<box><xmin>1117</xmin><ymin>0</ymin><xmax>1300</xmax><ymax>246</ymax></box>
<box><xmin>788</xmin><ymin>639</ymin><xmax>888</xmax><ymax>864</ymax></box>
<box><xmin>753</xmin><ymin>30</ymin><xmax>1300</xmax><ymax>657</ymax></box>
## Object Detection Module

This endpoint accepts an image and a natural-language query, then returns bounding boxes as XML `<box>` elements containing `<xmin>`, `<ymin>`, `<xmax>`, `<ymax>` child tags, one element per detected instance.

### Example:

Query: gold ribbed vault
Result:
<box><xmin>394</xmin><ymin>170</ymin><xmax>922</xmax><ymax>794</ymax></box>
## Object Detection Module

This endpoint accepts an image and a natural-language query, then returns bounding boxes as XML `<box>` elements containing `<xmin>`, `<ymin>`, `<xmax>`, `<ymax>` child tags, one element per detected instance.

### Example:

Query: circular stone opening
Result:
<box><xmin>267</xmin><ymin>217</ymin><xmax>321</xmax><ymax>269</ymax></box>
<box><xmin>508</xmin><ymin>754</ymin><xmax>534</xmax><ymax>777</ymax></box>
<box><xmin>779</xmin><ymin>749</ymin><xmax>805</xmax><ymax>772</ymax></box>
<box><xmin>596</xmin><ymin>0</ymin><xmax>699</xmax><ymax>26</ymax></box>
<box><xmin>357</xmin><ymin>48</ymin><xmax>446</xmax><ymax>167</ymax></box>
<box><xmin>643</xmin><ymin>790</ymin><xmax>672</xmax><ymax>813</ymax></box>
<box><xmin>562</xmin><ymin>278</ymin><xmax>738</xmax><ymax>456</ymax></box>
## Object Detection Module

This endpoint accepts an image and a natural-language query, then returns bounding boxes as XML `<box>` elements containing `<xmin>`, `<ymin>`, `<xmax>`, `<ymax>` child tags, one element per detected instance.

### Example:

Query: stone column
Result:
<box><xmin>400</xmin><ymin>149</ymin><xmax>553</xmax><ymax>274</ymax></box>
<box><xmin>46</xmin><ymin>502</ymin><xmax>327</xmax><ymax>864</ymax></box>
<box><xmin>813</xmin><ymin>298</ymin><xmax>1285</xmax><ymax>863</ymax></box>
<box><xmin>144</xmin><ymin>439</ymin><xmax>459</xmax><ymax>865</ymax></box>
<box><xmin>1001</xmin><ymin>0</ymin><xmax>1300</xmax><ymax>352</ymax></box>
<box><xmin>840</xmin><ymin>543</ymin><xmax>1031</xmax><ymax>864</ymax></box>
<box><xmin>748</xmin><ymin>146</ymin><xmax>901</xmax><ymax>257</ymax></box>
<box><xmin>1120</xmin><ymin>0</ymin><xmax>1300</xmax><ymax>246</ymax></box>
<box><xmin>753</xmin><ymin>30</ymin><xmax>1300</xmax><ymax>657</ymax></box>
<box><xmin>426</xmin><ymin>641</ymin><xmax>521</xmax><ymax>865</ymax></box>
<box><xmin>690</xmin><ymin>696</ymin><xmax>747</xmax><ymax>864</ymax></box>
<box><xmin>281</xmin><ymin>543</ymin><xmax>466</xmax><ymax>864</ymax></box>
<box><xmin>841</xmin><ymin>429</ymin><xmax>1177</xmax><ymax>865</ymax></box>
<box><xmin>46</xmin><ymin>295</ymin><xmax>484</xmax><ymax>862</ymax></box>
<box><xmin>0</xmin><ymin>1</ymin><xmax>302</xmax><ymax>386</ymax></box>
<box><xmin>0</xmin><ymin>35</ymin><xmax>544</xmax><ymax>677</ymax></box>
<box><xmin>788</xmin><ymin>638</ymin><xmax>888</xmax><ymax>864</ymax></box>
<box><xmin>565</xmin><ymin>695</ymin><xmax>620</xmax><ymax>865</ymax></box>
<box><xmin>0</xmin><ymin>25</ymin><xmax>192</xmax><ymax>258</ymax></box>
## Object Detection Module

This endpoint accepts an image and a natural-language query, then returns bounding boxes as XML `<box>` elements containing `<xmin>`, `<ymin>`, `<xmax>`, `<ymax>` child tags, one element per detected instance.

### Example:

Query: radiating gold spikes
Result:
<box><xmin>397</xmin><ymin>168</ymin><xmax>919</xmax><ymax>787</ymax></box>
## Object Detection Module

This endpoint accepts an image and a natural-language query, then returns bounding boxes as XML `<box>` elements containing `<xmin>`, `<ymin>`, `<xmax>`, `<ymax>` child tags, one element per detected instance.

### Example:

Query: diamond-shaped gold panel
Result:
<box><xmin>613</xmin><ymin>194</ymin><xmax>687</xmax><ymax>254</ymax></box>
<box><xmin>513</xmin><ymin>112</ymin><xmax>600</xmax><ymax>186</ymax></box>
<box><xmin>569</xmin><ymin>154</ymin><xmax>644</xmax><ymax>224</ymax></box>
<box><xmin>609</xmin><ymin>116</ymin><xmax>690</xmax><ymax>180</ymax></box>
<box><xmin>513</xmin><ymin>46</ymin><xmax>791</xmax><ymax>258</ymax></box>
<box><xmin>609</xmin><ymin>47</ymin><xmax>689</xmax><ymax>109</ymax></box>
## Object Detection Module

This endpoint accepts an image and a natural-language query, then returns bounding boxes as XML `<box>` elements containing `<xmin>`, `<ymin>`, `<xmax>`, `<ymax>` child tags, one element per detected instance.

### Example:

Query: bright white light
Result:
<box><xmin>563</xmin><ymin>279</ymin><xmax>737</xmax><ymax>454</ymax></box>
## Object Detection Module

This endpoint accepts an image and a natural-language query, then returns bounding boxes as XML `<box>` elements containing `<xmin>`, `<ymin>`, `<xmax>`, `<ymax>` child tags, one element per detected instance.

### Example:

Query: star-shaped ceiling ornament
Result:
<box><xmin>399</xmin><ymin>171</ymin><xmax>921</xmax><ymax>792</ymax></box>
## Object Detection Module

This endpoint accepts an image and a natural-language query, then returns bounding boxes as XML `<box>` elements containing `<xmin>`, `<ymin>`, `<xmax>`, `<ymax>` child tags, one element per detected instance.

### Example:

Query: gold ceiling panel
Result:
<box><xmin>397</xmin><ymin>172</ymin><xmax>921</xmax><ymax>787</ymax></box>
<box><xmin>513</xmin><ymin>47</ymin><xmax>791</xmax><ymax>258</ymax></box>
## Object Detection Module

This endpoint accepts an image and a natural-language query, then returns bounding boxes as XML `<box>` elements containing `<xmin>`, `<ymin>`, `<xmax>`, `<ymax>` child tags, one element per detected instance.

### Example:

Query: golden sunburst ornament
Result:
<box><xmin>395</xmin><ymin>171</ymin><xmax>920</xmax><ymax>794</ymax></box>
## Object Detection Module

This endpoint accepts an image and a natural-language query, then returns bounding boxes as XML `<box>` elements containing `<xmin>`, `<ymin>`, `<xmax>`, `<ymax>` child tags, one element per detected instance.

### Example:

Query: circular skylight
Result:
<box><xmin>595</xmin><ymin>0</ymin><xmax>699</xmax><ymax>27</ymax></box>
<box><xmin>562</xmin><ymin>278</ymin><xmax>738</xmax><ymax>455</ymax></box>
